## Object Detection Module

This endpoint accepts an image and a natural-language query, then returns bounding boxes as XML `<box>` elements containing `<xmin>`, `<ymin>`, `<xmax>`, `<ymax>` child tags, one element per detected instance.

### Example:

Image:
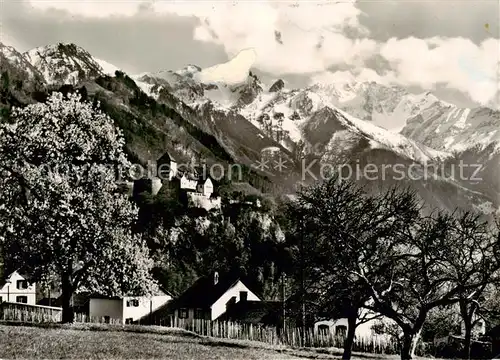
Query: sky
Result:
<box><xmin>1</xmin><ymin>0</ymin><xmax>499</xmax><ymax>109</ymax></box>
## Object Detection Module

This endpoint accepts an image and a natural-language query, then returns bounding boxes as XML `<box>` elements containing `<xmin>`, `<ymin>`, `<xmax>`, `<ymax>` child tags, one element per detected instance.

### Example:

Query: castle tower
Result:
<box><xmin>157</xmin><ymin>151</ymin><xmax>178</xmax><ymax>181</ymax></box>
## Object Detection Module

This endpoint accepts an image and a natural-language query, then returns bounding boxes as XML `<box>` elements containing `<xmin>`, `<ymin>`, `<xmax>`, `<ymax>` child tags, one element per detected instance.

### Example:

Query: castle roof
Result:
<box><xmin>157</xmin><ymin>151</ymin><xmax>177</xmax><ymax>165</ymax></box>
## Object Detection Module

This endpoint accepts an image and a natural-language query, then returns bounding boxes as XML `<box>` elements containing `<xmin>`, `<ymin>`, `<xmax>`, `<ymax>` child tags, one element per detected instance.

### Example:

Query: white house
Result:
<box><xmin>314</xmin><ymin>310</ymin><xmax>395</xmax><ymax>343</ymax></box>
<box><xmin>171</xmin><ymin>272</ymin><xmax>260</xmax><ymax>321</ymax></box>
<box><xmin>180</xmin><ymin>174</ymin><xmax>198</xmax><ymax>191</ymax></box>
<box><xmin>196</xmin><ymin>178</ymin><xmax>214</xmax><ymax>197</ymax></box>
<box><xmin>187</xmin><ymin>192</ymin><xmax>221</xmax><ymax>211</ymax></box>
<box><xmin>89</xmin><ymin>290</ymin><xmax>172</xmax><ymax>324</ymax></box>
<box><xmin>0</xmin><ymin>270</ymin><xmax>36</xmax><ymax>305</ymax></box>
<box><xmin>315</xmin><ymin>318</ymin><xmax>374</xmax><ymax>338</ymax></box>
<box><xmin>186</xmin><ymin>177</ymin><xmax>221</xmax><ymax>210</ymax></box>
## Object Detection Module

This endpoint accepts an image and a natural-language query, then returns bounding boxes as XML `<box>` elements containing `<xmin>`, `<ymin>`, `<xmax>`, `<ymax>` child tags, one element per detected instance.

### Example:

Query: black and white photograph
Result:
<box><xmin>0</xmin><ymin>0</ymin><xmax>499</xmax><ymax>359</ymax></box>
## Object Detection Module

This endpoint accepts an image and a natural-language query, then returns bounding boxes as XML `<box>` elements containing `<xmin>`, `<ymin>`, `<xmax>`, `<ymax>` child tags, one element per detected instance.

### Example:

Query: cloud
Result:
<box><xmin>26</xmin><ymin>0</ymin><xmax>144</xmax><ymax>18</ymax></box>
<box><xmin>195</xmin><ymin>48</ymin><xmax>257</xmax><ymax>85</ymax></box>
<box><xmin>379</xmin><ymin>37</ymin><xmax>499</xmax><ymax>106</ymax></box>
<box><xmin>153</xmin><ymin>1</ymin><xmax>499</xmax><ymax>106</ymax></box>
<box><xmin>310</xmin><ymin>68</ymin><xmax>395</xmax><ymax>86</ymax></box>
<box><xmin>26</xmin><ymin>0</ymin><xmax>369</xmax><ymax>74</ymax></box>
<box><xmin>310</xmin><ymin>36</ymin><xmax>499</xmax><ymax>107</ymax></box>
<box><xmin>170</xmin><ymin>1</ymin><xmax>372</xmax><ymax>74</ymax></box>
<box><xmin>15</xmin><ymin>0</ymin><xmax>500</xmax><ymax>107</ymax></box>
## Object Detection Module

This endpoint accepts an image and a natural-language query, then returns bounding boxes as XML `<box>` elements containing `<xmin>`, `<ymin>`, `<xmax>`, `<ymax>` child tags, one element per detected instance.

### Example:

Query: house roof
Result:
<box><xmin>0</xmin><ymin>270</ymin><xmax>31</xmax><ymax>288</ymax></box>
<box><xmin>182</xmin><ymin>172</ymin><xmax>199</xmax><ymax>181</ymax></box>
<box><xmin>89</xmin><ymin>286</ymin><xmax>172</xmax><ymax>300</ymax></box>
<box><xmin>218</xmin><ymin>300</ymin><xmax>282</xmax><ymax>325</ymax></box>
<box><xmin>172</xmin><ymin>273</ymin><xmax>252</xmax><ymax>309</ymax></box>
<box><xmin>196</xmin><ymin>176</ymin><xmax>213</xmax><ymax>187</ymax></box>
<box><xmin>157</xmin><ymin>151</ymin><xmax>177</xmax><ymax>164</ymax></box>
<box><xmin>89</xmin><ymin>295</ymin><xmax>124</xmax><ymax>300</ymax></box>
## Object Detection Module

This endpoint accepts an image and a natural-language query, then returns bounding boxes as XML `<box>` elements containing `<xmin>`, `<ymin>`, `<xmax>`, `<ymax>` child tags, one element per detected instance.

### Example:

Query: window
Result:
<box><xmin>16</xmin><ymin>296</ymin><xmax>28</xmax><ymax>304</ymax></box>
<box><xmin>335</xmin><ymin>325</ymin><xmax>347</xmax><ymax>338</ymax></box>
<box><xmin>318</xmin><ymin>324</ymin><xmax>330</xmax><ymax>334</ymax></box>
<box><xmin>125</xmin><ymin>318</ymin><xmax>134</xmax><ymax>324</ymax></box>
<box><xmin>239</xmin><ymin>291</ymin><xmax>248</xmax><ymax>302</ymax></box>
<box><xmin>179</xmin><ymin>308</ymin><xmax>188</xmax><ymax>319</ymax></box>
<box><xmin>17</xmin><ymin>280</ymin><xmax>28</xmax><ymax>290</ymax></box>
<box><xmin>194</xmin><ymin>308</ymin><xmax>204</xmax><ymax>319</ymax></box>
<box><xmin>126</xmin><ymin>299</ymin><xmax>139</xmax><ymax>307</ymax></box>
<box><xmin>0</xmin><ymin>296</ymin><xmax>2</xmax><ymax>303</ymax></box>
<box><xmin>104</xmin><ymin>316</ymin><xmax>110</xmax><ymax>324</ymax></box>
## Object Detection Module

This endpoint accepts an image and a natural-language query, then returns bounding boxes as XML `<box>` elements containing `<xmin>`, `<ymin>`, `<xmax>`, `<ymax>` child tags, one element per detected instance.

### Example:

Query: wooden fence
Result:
<box><xmin>0</xmin><ymin>303</ymin><xmax>399</xmax><ymax>354</ymax></box>
<box><xmin>163</xmin><ymin>317</ymin><xmax>399</xmax><ymax>354</ymax></box>
<box><xmin>0</xmin><ymin>302</ymin><xmax>62</xmax><ymax>323</ymax></box>
<box><xmin>0</xmin><ymin>302</ymin><xmax>121</xmax><ymax>325</ymax></box>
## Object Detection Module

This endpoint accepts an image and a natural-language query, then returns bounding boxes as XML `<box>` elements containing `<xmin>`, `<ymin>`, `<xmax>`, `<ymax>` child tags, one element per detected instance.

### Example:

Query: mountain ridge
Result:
<box><xmin>1</xmin><ymin>41</ymin><xmax>498</xmax><ymax>215</ymax></box>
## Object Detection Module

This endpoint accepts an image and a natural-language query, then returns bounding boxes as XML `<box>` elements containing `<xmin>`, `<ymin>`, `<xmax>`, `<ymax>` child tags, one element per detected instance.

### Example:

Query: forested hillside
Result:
<box><xmin>0</xmin><ymin>47</ymin><xmax>290</xmax><ymax>299</ymax></box>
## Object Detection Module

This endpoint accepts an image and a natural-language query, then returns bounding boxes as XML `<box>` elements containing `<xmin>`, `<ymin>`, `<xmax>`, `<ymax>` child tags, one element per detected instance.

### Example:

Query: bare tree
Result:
<box><xmin>359</xmin><ymin>210</ymin><xmax>499</xmax><ymax>360</ymax></box>
<box><xmin>284</xmin><ymin>176</ymin><xmax>419</xmax><ymax>359</ymax></box>
<box><xmin>284</xmin><ymin>176</ymin><xmax>500</xmax><ymax>360</ymax></box>
<box><xmin>449</xmin><ymin>214</ymin><xmax>500</xmax><ymax>359</ymax></box>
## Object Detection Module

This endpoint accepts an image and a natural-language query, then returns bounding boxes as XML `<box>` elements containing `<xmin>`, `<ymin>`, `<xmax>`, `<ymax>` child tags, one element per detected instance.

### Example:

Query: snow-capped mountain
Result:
<box><xmin>401</xmin><ymin>106</ymin><xmax>500</xmax><ymax>153</ymax></box>
<box><xmin>0</xmin><ymin>43</ymin><xmax>42</xmax><ymax>81</ymax></box>
<box><xmin>3</xmin><ymin>42</ymin><xmax>293</xmax><ymax>188</ymax></box>
<box><xmin>0</xmin><ymin>42</ymin><xmax>47</xmax><ymax>104</ymax></box>
<box><xmin>310</xmin><ymin>80</ymin><xmax>499</xmax><ymax>155</ymax></box>
<box><xmin>310</xmin><ymin>82</ymin><xmax>454</xmax><ymax>131</ymax></box>
<box><xmin>93</xmin><ymin>57</ymin><xmax>121</xmax><ymax>77</ymax></box>
<box><xmin>136</xmin><ymin>65</ymin><xmax>451</xmax><ymax>164</ymax></box>
<box><xmin>2</xmin><ymin>41</ymin><xmax>498</xmax><ymax>214</ymax></box>
<box><xmin>1</xmin><ymin>42</ymin><xmax>123</xmax><ymax>88</ymax></box>
<box><xmin>133</xmin><ymin>60</ymin><xmax>499</xmax><ymax>214</ymax></box>
<box><xmin>23</xmin><ymin>43</ymin><xmax>110</xmax><ymax>85</ymax></box>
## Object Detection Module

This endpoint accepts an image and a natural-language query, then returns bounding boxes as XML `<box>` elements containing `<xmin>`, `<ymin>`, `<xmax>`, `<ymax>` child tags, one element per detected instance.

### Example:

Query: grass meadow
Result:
<box><xmin>0</xmin><ymin>323</ymin><xmax>435</xmax><ymax>359</ymax></box>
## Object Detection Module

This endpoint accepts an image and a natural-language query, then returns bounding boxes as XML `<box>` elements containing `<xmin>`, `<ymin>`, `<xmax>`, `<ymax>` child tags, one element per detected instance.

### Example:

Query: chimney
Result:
<box><xmin>214</xmin><ymin>271</ymin><xmax>219</xmax><ymax>285</ymax></box>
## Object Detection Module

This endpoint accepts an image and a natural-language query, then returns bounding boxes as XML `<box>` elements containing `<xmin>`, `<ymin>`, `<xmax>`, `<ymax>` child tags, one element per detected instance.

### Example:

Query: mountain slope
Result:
<box><xmin>138</xmin><ymin>66</ymin><xmax>451</xmax><ymax>164</ymax></box>
<box><xmin>24</xmin><ymin>43</ymin><xmax>106</xmax><ymax>85</ymax></box>
<box><xmin>0</xmin><ymin>43</ymin><xmax>46</xmax><ymax>110</ymax></box>
<box><xmin>1</xmin><ymin>43</ymin><xmax>43</xmax><ymax>82</ymax></box>
<box><xmin>136</xmin><ymin>63</ymin><xmax>498</xmax><ymax>214</ymax></box>
<box><xmin>401</xmin><ymin>106</ymin><xmax>500</xmax><ymax>153</ymax></box>
<box><xmin>5</xmin><ymin>41</ymin><xmax>499</xmax><ymax>214</ymax></box>
<box><xmin>1</xmin><ymin>42</ymin><xmax>282</xmax><ymax>195</ymax></box>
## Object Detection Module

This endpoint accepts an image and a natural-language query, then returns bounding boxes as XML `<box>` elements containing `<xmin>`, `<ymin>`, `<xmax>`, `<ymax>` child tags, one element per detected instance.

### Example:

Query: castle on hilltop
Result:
<box><xmin>132</xmin><ymin>151</ymin><xmax>221</xmax><ymax>211</ymax></box>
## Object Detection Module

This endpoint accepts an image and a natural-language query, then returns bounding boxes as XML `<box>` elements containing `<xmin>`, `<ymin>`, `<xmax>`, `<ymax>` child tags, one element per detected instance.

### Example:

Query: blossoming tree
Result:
<box><xmin>0</xmin><ymin>92</ymin><xmax>155</xmax><ymax>322</ymax></box>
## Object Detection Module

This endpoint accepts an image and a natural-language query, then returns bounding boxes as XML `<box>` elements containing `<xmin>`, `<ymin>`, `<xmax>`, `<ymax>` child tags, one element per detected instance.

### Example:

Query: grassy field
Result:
<box><xmin>0</xmin><ymin>323</ymin><xmax>422</xmax><ymax>359</ymax></box>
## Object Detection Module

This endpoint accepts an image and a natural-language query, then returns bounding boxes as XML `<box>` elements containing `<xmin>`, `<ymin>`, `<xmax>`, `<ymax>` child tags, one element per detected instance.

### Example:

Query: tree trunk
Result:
<box><xmin>342</xmin><ymin>314</ymin><xmax>357</xmax><ymax>360</ymax></box>
<box><xmin>463</xmin><ymin>321</ymin><xmax>473</xmax><ymax>359</ymax></box>
<box><xmin>401</xmin><ymin>333</ymin><xmax>415</xmax><ymax>360</ymax></box>
<box><xmin>61</xmin><ymin>270</ymin><xmax>74</xmax><ymax>323</ymax></box>
<box><xmin>400</xmin><ymin>328</ymin><xmax>422</xmax><ymax>360</ymax></box>
<box><xmin>410</xmin><ymin>328</ymin><xmax>422</xmax><ymax>358</ymax></box>
<box><xmin>460</xmin><ymin>299</ymin><xmax>475</xmax><ymax>360</ymax></box>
